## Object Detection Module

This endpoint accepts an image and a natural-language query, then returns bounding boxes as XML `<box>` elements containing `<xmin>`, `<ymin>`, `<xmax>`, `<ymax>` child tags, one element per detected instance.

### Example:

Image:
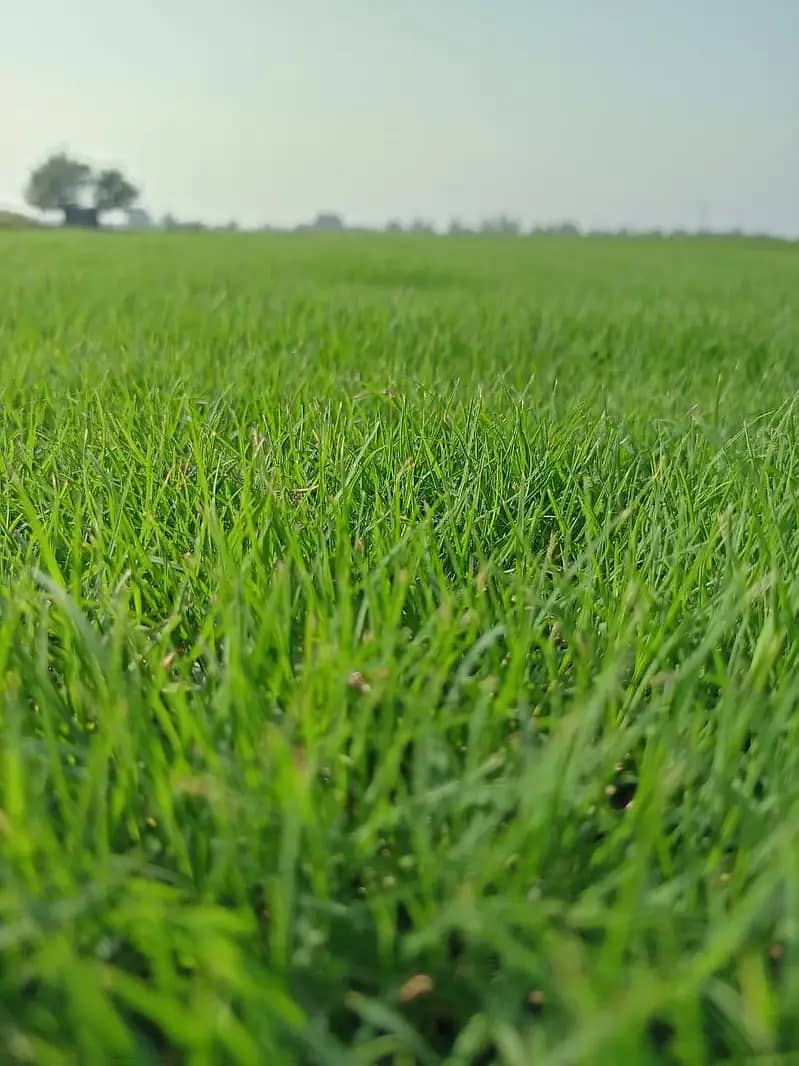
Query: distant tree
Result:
<box><xmin>94</xmin><ymin>168</ymin><xmax>138</xmax><ymax>214</ymax></box>
<box><xmin>162</xmin><ymin>217</ymin><xmax>206</xmax><ymax>231</ymax></box>
<box><xmin>529</xmin><ymin>221</ymin><xmax>581</xmax><ymax>238</ymax></box>
<box><xmin>25</xmin><ymin>153</ymin><xmax>139</xmax><ymax>226</ymax></box>
<box><xmin>385</xmin><ymin>220</ymin><xmax>404</xmax><ymax>233</ymax></box>
<box><xmin>312</xmin><ymin>212</ymin><xmax>344</xmax><ymax>231</ymax></box>
<box><xmin>448</xmin><ymin>219</ymin><xmax>471</xmax><ymax>236</ymax></box>
<box><xmin>480</xmin><ymin>215</ymin><xmax>520</xmax><ymax>236</ymax></box>
<box><xmin>126</xmin><ymin>207</ymin><xmax>152</xmax><ymax>230</ymax></box>
<box><xmin>25</xmin><ymin>153</ymin><xmax>91</xmax><ymax>214</ymax></box>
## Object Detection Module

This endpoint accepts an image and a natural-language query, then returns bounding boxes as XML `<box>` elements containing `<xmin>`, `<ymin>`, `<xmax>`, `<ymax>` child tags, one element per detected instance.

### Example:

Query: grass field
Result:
<box><xmin>2</xmin><ymin>230</ymin><xmax>799</xmax><ymax>1064</ymax></box>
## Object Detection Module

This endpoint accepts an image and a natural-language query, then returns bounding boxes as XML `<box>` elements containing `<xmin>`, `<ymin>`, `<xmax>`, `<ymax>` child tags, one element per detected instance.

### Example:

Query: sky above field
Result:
<box><xmin>2</xmin><ymin>0</ymin><xmax>798</xmax><ymax>234</ymax></box>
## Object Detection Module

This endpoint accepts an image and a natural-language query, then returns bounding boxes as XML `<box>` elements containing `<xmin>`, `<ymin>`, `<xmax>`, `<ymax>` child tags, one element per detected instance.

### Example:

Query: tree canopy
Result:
<box><xmin>25</xmin><ymin>154</ymin><xmax>92</xmax><ymax>212</ymax></box>
<box><xmin>25</xmin><ymin>153</ymin><xmax>139</xmax><ymax>220</ymax></box>
<box><xmin>95</xmin><ymin>168</ymin><xmax>139</xmax><ymax>213</ymax></box>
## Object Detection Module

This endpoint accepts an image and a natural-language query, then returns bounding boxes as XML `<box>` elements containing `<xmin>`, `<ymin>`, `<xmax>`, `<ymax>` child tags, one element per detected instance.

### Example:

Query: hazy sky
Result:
<box><xmin>3</xmin><ymin>1</ymin><xmax>798</xmax><ymax>233</ymax></box>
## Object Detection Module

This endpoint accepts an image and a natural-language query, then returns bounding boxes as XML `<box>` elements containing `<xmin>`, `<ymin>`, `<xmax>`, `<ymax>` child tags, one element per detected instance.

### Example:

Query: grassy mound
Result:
<box><xmin>0</xmin><ymin>209</ymin><xmax>38</xmax><ymax>229</ymax></box>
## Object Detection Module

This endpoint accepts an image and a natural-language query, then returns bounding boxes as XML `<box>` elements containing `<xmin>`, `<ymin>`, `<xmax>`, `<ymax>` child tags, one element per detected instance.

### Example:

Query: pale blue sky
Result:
<box><xmin>3</xmin><ymin>1</ymin><xmax>798</xmax><ymax>233</ymax></box>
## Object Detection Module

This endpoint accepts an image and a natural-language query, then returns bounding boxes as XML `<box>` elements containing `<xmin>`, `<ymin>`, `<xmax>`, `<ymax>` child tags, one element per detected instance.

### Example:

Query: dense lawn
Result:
<box><xmin>2</xmin><ymin>231</ymin><xmax>799</xmax><ymax>1063</ymax></box>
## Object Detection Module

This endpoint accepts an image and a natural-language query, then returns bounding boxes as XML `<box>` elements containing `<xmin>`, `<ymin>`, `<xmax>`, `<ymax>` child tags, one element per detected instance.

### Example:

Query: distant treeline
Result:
<box><xmin>5</xmin><ymin>203</ymin><xmax>791</xmax><ymax>243</ymax></box>
<box><xmin>143</xmin><ymin>211</ymin><xmax>792</xmax><ymax>242</ymax></box>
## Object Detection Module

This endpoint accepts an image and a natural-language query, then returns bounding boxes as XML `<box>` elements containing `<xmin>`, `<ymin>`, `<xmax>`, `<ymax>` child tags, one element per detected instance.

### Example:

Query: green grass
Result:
<box><xmin>1</xmin><ymin>230</ymin><xmax>799</xmax><ymax>1064</ymax></box>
